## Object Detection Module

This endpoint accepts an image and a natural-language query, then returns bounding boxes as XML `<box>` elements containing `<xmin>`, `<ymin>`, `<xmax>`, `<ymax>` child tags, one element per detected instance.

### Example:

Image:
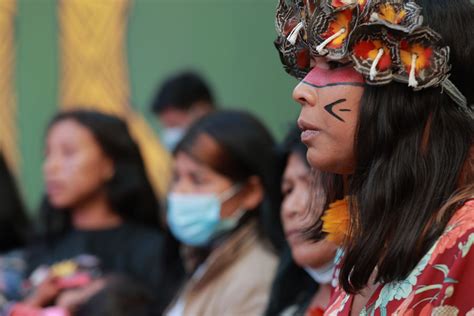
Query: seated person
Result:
<box><xmin>150</xmin><ymin>71</ymin><xmax>216</xmax><ymax>151</ymax></box>
<box><xmin>24</xmin><ymin>110</ymin><xmax>181</xmax><ymax>313</ymax></box>
<box><xmin>166</xmin><ymin>110</ymin><xmax>282</xmax><ymax>316</ymax></box>
<box><xmin>265</xmin><ymin>127</ymin><xmax>342</xmax><ymax>316</ymax></box>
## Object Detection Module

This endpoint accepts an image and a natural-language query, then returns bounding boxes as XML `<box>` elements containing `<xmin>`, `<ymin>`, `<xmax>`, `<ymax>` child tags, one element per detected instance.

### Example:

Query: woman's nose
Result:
<box><xmin>292</xmin><ymin>81</ymin><xmax>318</xmax><ymax>108</ymax></box>
<box><xmin>282</xmin><ymin>192</ymin><xmax>306</xmax><ymax>220</ymax></box>
<box><xmin>43</xmin><ymin>155</ymin><xmax>60</xmax><ymax>177</ymax></box>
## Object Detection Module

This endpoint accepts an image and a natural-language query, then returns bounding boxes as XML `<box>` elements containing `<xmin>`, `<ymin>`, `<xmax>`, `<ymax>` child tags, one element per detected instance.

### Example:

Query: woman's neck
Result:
<box><xmin>71</xmin><ymin>193</ymin><xmax>123</xmax><ymax>231</ymax></box>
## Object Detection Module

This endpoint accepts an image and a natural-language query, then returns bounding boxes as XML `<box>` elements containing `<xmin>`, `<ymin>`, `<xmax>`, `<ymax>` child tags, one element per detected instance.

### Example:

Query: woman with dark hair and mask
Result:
<box><xmin>274</xmin><ymin>0</ymin><xmax>474</xmax><ymax>314</ymax></box>
<box><xmin>165</xmin><ymin>110</ymin><xmax>282</xmax><ymax>316</ymax></box>
<box><xmin>21</xmin><ymin>110</ymin><xmax>182</xmax><ymax>314</ymax></box>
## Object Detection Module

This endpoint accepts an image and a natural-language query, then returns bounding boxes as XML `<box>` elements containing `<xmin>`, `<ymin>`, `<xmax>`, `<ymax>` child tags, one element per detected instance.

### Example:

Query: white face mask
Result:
<box><xmin>304</xmin><ymin>261</ymin><xmax>335</xmax><ymax>284</ymax></box>
<box><xmin>162</xmin><ymin>127</ymin><xmax>186</xmax><ymax>151</ymax></box>
<box><xmin>167</xmin><ymin>185</ymin><xmax>244</xmax><ymax>246</ymax></box>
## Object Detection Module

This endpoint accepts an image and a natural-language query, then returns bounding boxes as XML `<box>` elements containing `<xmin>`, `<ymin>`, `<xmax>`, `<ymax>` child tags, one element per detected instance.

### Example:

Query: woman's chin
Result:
<box><xmin>307</xmin><ymin>151</ymin><xmax>354</xmax><ymax>175</ymax></box>
<box><xmin>292</xmin><ymin>246</ymin><xmax>323</xmax><ymax>268</ymax></box>
<box><xmin>291</xmin><ymin>241</ymin><xmax>338</xmax><ymax>269</ymax></box>
<box><xmin>48</xmin><ymin>196</ymin><xmax>73</xmax><ymax>209</ymax></box>
<box><xmin>306</xmin><ymin>151</ymin><xmax>335</xmax><ymax>173</ymax></box>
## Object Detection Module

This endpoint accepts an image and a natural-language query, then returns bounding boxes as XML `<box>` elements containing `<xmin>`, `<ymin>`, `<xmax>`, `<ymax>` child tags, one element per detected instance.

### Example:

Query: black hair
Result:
<box><xmin>339</xmin><ymin>0</ymin><xmax>474</xmax><ymax>293</ymax></box>
<box><xmin>150</xmin><ymin>70</ymin><xmax>215</xmax><ymax>114</ymax></box>
<box><xmin>39</xmin><ymin>110</ymin><xmax>162</xmax><ymax>242</ymax></box>
<box><xmin>74</xmin><ymin>275</ymin><xmax>160</xmax><ymax>316</ymax></box>
<box><xmin>0</xmin><ymin>153</ymin><xmax>30</xmax><ymax>252</ymax></box>
<box><xmin>174</xmin><ymin>109</ymin><xmax>285</xmax><ymax>251</ymax></box>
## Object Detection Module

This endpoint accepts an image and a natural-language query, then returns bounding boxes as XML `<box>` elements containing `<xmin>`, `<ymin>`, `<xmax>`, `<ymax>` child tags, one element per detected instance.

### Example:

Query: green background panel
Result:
<box><xmin>17</xmin><ymin>0</ymin><xmax>58</xmax><ymax>214</ymax></box>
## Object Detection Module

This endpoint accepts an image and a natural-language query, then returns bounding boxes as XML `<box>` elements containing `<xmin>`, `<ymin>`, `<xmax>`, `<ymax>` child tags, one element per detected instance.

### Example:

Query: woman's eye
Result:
<box><xmin>191</xmin><ymin>173</ymin><xmax>206</xmax><ymax>185</ymax></box>
<box><xmin>281</xmin><ymin>185</ymin><xmax>293</xmax><ymax>196</ymax></box>
<box><xmin>172</xmin><ymin>173</ymin><xmax>180</xmax><ymax>184</ymax></box>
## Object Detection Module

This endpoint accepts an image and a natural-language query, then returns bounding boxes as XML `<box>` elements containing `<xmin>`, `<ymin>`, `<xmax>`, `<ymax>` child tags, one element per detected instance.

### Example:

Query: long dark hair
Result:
<box><xmin>0</xmin><ymin>153</ymin><xmax>30</xmax><ymax>252</ymax></box>
<box><xmin>175</xmin><ymin>109</ymin><xmax>285</xmax><ymax>251</ymax></box>
<box><xmin>340</xmin><ymin>0</ymin><xmax>474</xmax><ymax>293</ymax></box>
<box><xmin>39</xmin><ymin>110</ymin><xmax>162</xmax><ymax>242</ymax></box>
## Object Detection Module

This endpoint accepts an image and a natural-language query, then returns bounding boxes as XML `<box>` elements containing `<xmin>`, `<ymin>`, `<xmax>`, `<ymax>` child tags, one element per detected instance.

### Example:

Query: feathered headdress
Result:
<box><xmin>275</xmin><ymin>0</ymin><xmax>469</xmax><ymax>112</ymax></box>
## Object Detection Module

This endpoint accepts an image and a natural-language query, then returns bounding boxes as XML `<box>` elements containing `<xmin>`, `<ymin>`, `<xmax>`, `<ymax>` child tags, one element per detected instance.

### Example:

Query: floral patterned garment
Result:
<box><xmin>325</xmin><ymin>200</ymin><xmax>474</xmax><ymax>316</ymax></box>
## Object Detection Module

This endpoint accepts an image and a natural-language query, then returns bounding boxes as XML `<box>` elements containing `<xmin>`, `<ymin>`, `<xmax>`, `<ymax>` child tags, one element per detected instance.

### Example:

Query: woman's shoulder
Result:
<box><xmin>430</xmin><ymin>198</ymin><xmax>474</xmax><ymax>259</ymax></box>
<box><xmin>224</xmin><ymin>237</ymin><xmax>278</xmax><ymax>287</ymax></box>
<box><xmin>446</xmin><ymin>199</ymin><xmax>474</xmax><ymax>230</ymax></box>
<box><xmin>242</xmin><ymin>236</ymin><xmax>277</xmax><ymax>260</ymax></box>
<box><xmin>428</xmin><ymin>199</ymin><xmax>474</xmax><ymax>265</ymax></box>
<box><xmin>190</xmin><ymin>237</ymin><xmax>278</xmax><ymax>315</ymax></box>
<box><xmin>371</xmin><ymin>199</ymin><xmax>474</xmax><ymax>315</ymax></box>
<box><xmin>202</xmin><ymin>225</ymin><xmax>278</xmax><ymax>289</ymax></box>
<box><xmin>221</xmin><ymin>221</ymin><xmax>278</xmax><ymax>270</ymax></box>
<box><xmin>244</xmin><ymin>238</ymin><xmax>278</xmax><ymax>267</ymax></box>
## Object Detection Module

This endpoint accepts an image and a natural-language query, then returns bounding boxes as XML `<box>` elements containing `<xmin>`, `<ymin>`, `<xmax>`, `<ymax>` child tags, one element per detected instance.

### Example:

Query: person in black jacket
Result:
<box><xmin>25</xmin><ymin>110</ymin><xmax>183</xmax><ymax>314</ymax></box>
<box><xmin>0</xmin><ymin>152</ymin><xmax>30</xmax><ymax>253</ymax></box>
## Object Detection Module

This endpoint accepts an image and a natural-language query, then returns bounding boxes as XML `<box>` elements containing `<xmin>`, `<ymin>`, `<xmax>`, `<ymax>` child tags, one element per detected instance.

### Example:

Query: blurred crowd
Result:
<box><xmin>0</xmin><ymin>71</ymin><xmax>337</xmax><ymax>316</ymax></box>
<box><xmin>2</xmin><ymin>0</ymin><xmax>474</xmax><ymax>315</ymax></box>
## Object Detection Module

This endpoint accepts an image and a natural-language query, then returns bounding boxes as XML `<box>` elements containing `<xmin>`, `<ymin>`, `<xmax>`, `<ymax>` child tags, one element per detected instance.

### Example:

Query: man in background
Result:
<box><xmin>150</xmin><ymin>71</ymin><xmax>216</xmax><ymax>151</ymax></box>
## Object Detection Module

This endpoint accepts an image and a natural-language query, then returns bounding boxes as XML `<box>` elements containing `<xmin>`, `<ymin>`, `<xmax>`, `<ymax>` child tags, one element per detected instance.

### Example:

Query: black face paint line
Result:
<box><xmin>324</xmin><ymin>98</ymin><xmax>349</xmax><ymax>122</ymax></box>
<box><xmin>302</xmin><ymin>81</ymin><xmax>365</xmax><ymax>89</ymax></box>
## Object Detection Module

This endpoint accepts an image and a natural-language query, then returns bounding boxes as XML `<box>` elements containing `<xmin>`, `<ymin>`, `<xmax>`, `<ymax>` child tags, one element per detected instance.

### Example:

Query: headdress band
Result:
<box><xmin>274</xmin><ymin>0</ymin><xmax>470</xmax><ymax>112</ymax></box>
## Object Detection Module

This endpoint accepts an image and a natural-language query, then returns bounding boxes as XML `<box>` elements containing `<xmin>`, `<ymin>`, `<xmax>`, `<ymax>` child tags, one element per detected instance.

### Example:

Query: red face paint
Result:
<box><xmin>302</xmin><ymin>64</ymin><xmax>364</xmax><ymax>88</ymax></box>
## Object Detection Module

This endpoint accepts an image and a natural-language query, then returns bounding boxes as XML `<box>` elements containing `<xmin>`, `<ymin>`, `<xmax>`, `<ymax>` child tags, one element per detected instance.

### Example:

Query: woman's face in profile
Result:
<box><xmin>43</xmin><ymin>119</ymin><xmax>114</xmax><ymax>209</ymax></box>
<box><xmin>293</xmin><ymin>57</ymin><xmax>364</xmax><ymax>174</ymax></box>
<box><xmin>281</xmin><ymin>152</ymin><xmax>336</xmax><ymax>268</ymax></box>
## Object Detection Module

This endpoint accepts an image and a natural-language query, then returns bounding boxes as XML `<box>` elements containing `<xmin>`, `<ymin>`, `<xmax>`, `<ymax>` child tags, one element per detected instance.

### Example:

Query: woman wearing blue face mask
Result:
<box><xmin>165</xmin><ymin>110</ymin><xmax>283</xmax><ymax>316</ymax></box>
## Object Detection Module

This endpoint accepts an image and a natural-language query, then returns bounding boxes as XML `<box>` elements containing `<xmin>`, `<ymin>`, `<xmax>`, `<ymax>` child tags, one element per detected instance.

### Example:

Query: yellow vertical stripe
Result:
<box><xmin>58</xmin><ymin>0</ymin><xmax>171</xmax><ymax>197</ymax></box>
<box><xmin>0</xmin><ymin>0</ymin><xmax>19</xmax><ymax>174</ymax></box>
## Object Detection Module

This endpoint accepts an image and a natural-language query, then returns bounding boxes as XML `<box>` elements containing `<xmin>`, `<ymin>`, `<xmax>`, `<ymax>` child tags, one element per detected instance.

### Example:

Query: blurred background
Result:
<box><xmin>3</xmin><ymin>0</ymin><xmax>300</xmax><ymax>212</ymax></box>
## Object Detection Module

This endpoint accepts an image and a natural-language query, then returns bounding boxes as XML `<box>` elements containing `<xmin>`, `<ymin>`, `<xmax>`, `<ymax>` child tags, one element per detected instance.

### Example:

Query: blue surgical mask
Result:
<box><xmin>161</xmin><ymin>127</ymin><xmax>186</xmax><ymax>151</ymax></box>
<box><xmin>304</xmin><ymin>261</ymin><xmax>335</xmax><ymax>285</ymax></box>
<box><xmin>167</xmin><ymin>185</ymin><xmax>243</xmax><ymax>246</ymax></box>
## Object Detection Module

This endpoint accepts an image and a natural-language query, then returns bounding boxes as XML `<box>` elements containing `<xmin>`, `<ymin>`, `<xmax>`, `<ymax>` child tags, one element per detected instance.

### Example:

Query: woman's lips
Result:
<box><xmin>298</xmin><ymin>119</ymin><xmax>321</xmax><ymax>143</ymax></box>
<box><xmin>46</xmin><ymin>180</ymin><xmax>64</xmax><ymax>196</ymax></box>
<box><xmin>301</xmin><ymin>129</ymin><xmax>320</xmax><ymax>143</ymax></box>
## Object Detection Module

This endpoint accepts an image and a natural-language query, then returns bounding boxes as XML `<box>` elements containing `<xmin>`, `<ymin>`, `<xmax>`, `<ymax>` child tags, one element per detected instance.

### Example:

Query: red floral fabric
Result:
<box><xmin>325</xmin><ymin>200</ymin><xmax>474</xmax><ymax>315</ymax></box>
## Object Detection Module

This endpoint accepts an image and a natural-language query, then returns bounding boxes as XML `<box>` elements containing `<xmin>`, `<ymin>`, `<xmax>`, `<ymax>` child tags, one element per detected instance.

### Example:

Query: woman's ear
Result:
<box><xmin>240</xmin><ymin>175</ymin><xmax>264</xmax><ymax>211</ymax></box>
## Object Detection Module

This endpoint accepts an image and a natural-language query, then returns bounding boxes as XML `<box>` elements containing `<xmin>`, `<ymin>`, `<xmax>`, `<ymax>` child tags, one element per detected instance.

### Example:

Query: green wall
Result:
<box><xmin>17</xmin><ymin>0</ymin><xmax>58</xmax><ymax>214</ymax></box>
<box><xmin>16</xmin><ymin>0</ymin><xmax>300</xmax><ymax>212</ymax></box>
